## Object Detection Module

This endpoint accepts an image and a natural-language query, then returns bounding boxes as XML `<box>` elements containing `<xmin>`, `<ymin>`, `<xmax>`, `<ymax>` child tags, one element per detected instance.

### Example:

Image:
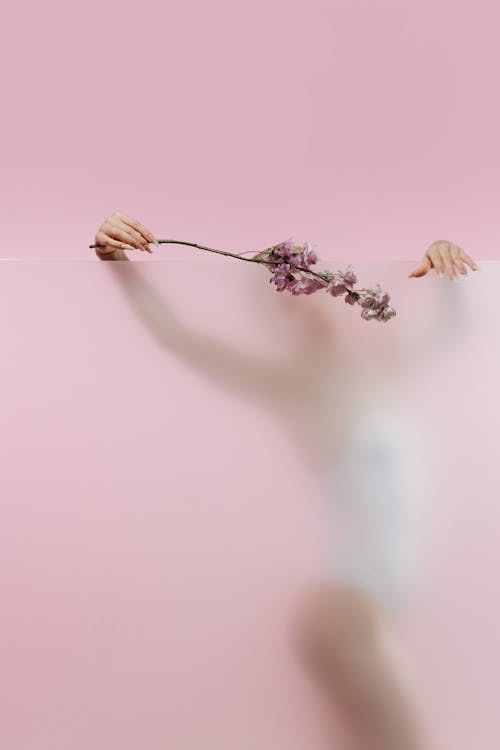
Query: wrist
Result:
<box><xmin>95</xmin><ymin>248</ymin><xmax>130</xmax><ymax>261</ymax></box>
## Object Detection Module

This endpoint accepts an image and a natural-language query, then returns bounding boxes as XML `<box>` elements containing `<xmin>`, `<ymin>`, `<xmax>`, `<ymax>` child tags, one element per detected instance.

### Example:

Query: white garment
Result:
<box><xmin>322</xmin><ymin>409</ymin><xmax>427</xmax><ymax>614</ymax></box>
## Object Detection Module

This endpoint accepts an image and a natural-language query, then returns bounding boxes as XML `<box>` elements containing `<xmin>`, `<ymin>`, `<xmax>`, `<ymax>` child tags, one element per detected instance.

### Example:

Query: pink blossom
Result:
<box><xmin>328</xmin><ymin>278</ymin><xmax>348</xmax><ymax>297</ymax></box>
<box><xmin>343</xmin><ymin>264</ymin><xmax>357</xmax><ymax>286</ymax></box>
<box><xmin>287</xmin><ymin>277</ymin><xmax>312</xmax><ymax>295</ymax></box>
<box><xmin>258</xmin><ymin>240</ymin><xmax>395</xmax><ymax>321</ymax></box>
<box><xmin>295</xmin><ymin>242</ymin><xmax>318</xmax><ymax>269</ymax></box>
<box><xmin>361</xmin><ymin>305</ymin><xmax>396</xmax><ymax>322</ymax></box>
<box><xmin>270</xmin><ymin>273</ymin><xmax>290</xmax><ymax>291</ymax></box>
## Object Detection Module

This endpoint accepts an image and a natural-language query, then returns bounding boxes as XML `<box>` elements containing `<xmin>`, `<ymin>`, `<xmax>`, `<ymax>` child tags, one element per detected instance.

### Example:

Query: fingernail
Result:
<box><xmin>439</xmin><ymin>273</ymin><xmax>445</xmax><ymax>279</ymax></box>
<box><xmin>452</xmin><ymin>276</ymin><xmax>459</xmax><ymax>283</ymax></box>
<box><xmin>145</xmin><ymin>247</ymin><xmax>153</xmax><ymax>254</ymax></box>
<box><xmin>154</xmin><ymin>239</ymin><xmax>160</xmax><ymax>246</ymax></box>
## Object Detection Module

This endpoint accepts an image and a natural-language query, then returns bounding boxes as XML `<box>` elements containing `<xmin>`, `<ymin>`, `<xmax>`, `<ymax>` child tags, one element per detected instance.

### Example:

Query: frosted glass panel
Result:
<box><xmin>1</xmin><ymin>259</ymin><xmax>498</xmax><ymax>749</ymax></box>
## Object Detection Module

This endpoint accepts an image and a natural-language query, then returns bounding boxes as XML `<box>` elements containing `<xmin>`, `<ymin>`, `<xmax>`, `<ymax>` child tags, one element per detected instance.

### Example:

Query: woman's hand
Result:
<box><xmin>94</xmin><ymin>211</ymin><xmax>159</xmax><ymax>258</ymax></box>
<box><xmin>408</xmin><ymin>240</ymin><xmax>479</xmax><ymax>281</ymax></box>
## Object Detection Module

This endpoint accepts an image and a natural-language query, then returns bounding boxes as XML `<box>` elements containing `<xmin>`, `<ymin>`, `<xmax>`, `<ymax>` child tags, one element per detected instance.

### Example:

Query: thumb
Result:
<box><xmin>408</xmin><ymin>256</ymin><xmax>431</xmax><ymax>278</ymax></box>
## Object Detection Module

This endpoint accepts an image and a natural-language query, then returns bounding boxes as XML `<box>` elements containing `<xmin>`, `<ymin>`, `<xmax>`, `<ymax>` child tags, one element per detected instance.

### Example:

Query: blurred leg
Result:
<box><xmin>293</xmin><ymin>581</ymin><xmax>426</xmax><ymax>750</ymax></box>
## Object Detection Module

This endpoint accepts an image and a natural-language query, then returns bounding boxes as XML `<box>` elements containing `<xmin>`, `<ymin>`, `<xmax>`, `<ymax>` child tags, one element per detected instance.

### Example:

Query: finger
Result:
<box><xmin>462</xmin><ymin>251</ymin><xmax>479</xmax><ymax>272</ymax></box>
<box><xmin>428</xmin><ymin>246</ymin><xmax>446</xmax><ymax>278</ymax></box>
<box><xmin>104</xmin><ymin>219</ymin><xmax>148</xmax><ymax>251</ymax></box>
<box><xmin>101</xmin><ymin>221</ymin><xmax>146</xmax><ymax>251</ymax></box>
<box><xmin>408</xmin><ymin>256</ymin><xmax>431</xmax><ymax>278</ymax></box>
<box><xmin>107</xmin><ymin>218</ymin><xmax>149</xmax><ymax>251</ymax></box>
<box><xmin>439</xmin><ymin>244</ymin><xmax>456</xmax><ymax>280</ymax></box>
<box><xmin>95</xmin><ymin>230</ymin><xmax>135</xmax><ymax>252</ymax></box>
<box><xmin>450</xmin><ymin>245</ymin><xmax>468</xmax><ymax>275</ymax></box>
<box><xmin>113</xmin><ymin>211</ymin><xmax>158</xmax><ymax>245</ymax></box>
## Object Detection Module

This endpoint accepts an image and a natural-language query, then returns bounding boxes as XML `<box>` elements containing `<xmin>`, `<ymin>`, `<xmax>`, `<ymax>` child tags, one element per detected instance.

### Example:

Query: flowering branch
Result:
<box><xmin>89</xmin><ymin>237</ymin><xmax>396</xmax><ymax>322</ymax></box>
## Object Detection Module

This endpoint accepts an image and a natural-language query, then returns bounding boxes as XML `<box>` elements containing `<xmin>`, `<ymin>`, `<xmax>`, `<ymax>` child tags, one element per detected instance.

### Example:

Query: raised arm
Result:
<box><xmin>93</xmin><ymin>212</ymin><xmax>308</xmax><ymax>406</ymax></box>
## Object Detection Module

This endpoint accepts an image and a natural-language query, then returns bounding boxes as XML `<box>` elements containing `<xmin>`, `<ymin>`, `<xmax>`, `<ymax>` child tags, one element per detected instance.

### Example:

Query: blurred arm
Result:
<box><xmin>96</xmin><ymin>249</ymin><xmax>306</xmax><ymax>404</ymax></box>
<box><xmin>393</xmin><ymin>276</ymin><xmax>468</xmax><ymax>372</ymax></box>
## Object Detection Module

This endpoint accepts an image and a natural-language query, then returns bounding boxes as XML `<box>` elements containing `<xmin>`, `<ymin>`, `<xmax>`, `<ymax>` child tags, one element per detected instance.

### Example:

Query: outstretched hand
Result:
<box><xmin>409</xmin><ymin>240</ymin><xmax>479</xmax><ymax>281</ymax></box>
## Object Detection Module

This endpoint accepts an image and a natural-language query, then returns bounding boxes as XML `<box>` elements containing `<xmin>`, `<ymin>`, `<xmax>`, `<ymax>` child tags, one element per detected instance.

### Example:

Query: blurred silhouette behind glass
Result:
<box><xmin>95</xmin><ymin>255</ymin><xmax>473</xmax><ymax>749</ymax></box>
<box><xmin>1</xmin><ymin>258</ymin><xmax>497</xmax><ymax>750</ymax></box>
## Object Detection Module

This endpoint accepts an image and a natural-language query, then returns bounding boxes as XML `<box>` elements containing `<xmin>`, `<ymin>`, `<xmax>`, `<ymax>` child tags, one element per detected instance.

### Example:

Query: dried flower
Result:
<box><xmin>259</xmin><ymin>241</ymin><xmax>395</xmax><ymax>321</ymax></box>
<box><xmin>89</xmin><ymin>235</ymin><xmax>396</xmax><ymax>322</ymax></box>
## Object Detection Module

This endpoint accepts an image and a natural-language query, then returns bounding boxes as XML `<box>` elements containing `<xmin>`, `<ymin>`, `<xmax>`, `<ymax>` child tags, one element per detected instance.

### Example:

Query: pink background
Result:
<box><xmin>1</xmin><ymin>259</ymin><xmax>499</xmax><ymax>748</ymax></box>
<box><xmin>2</xmin><ymin>0</ymin><xmax>500</xmax><ymax>746</ymax></box>
<box><xmin>1</xmin><ymin>0</ymin><xmax>500</xmax><ymax>262</ymax></box>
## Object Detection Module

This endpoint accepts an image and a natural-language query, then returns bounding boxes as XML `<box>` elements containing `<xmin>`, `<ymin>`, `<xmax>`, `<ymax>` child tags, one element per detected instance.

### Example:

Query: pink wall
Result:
<box><xmin>2</xmin><ymin>0</ymin><xmax>500</xmax><ymax>746</ymax></box>
<box><xmin>1</xmin><ymin>259</ymin><xmax>499</xmax><ymax>748</ymax></box>
<box><xmin>1</xmin><ymin>0</ymin><xmax>500</xmax><ymax>262</ymax></box>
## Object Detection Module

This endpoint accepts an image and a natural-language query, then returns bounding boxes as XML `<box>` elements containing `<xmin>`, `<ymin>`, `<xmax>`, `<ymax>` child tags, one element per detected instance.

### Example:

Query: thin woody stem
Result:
<box><xmin>90</xmin><ymin>238</ymin><xmax>282</xmax><ymax>262</ymax></box>
<box><xmin>88</xmin><ymin>238</ymin><xmax>364</xmax><ymax>297</ymax></box>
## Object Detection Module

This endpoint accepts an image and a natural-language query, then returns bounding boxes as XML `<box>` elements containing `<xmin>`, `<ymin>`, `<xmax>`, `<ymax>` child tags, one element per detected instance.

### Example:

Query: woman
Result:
<box><xmin>93</xmin><ymin>212</ymin><xmax>479</xmax><ymax>749</ymax></box>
